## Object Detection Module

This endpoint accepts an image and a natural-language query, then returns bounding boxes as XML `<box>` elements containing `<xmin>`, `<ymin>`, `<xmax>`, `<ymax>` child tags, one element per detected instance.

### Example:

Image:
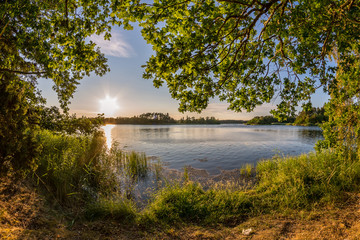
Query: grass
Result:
<box><xmin>124</xmin><ymin>151</ymin><xmax>148</xmax><ymax>179</ymax></box>
<box><xmin>35</xmin><ymin>130</ymin><xmax>105</xmax><ymax>205</ymax></box>
<box><xmin>86</xmin><ymin>196</ymin><xmax>137</xmax><ymax>222</ymax></box>
<box><xmin>34</xmin><ymin>130</ymin><xmax>154</xmax><ymax>210</ymax></box>
<box><xmin>240</xmin><ymin>163</ymin><xmax>253</xmax><ymax>178</ymax></box>
<box><xmin>256</xmin><ymin>150</ymin><xmax>360</xmax><ymax>210</ymax></box>
<box><xmin>140</xmin><ymin>150</ymin><xmax>360</xmax><ymax>226</ymax></box>
<box><xmin>142</xmin><ymin>182</ymin><xmax>256</xmax><ymax>225</ymax></box>
<box><xmin>31</xmin><ymin>129</ymin><xmax>360</xmax><ymax>229</ymax></box>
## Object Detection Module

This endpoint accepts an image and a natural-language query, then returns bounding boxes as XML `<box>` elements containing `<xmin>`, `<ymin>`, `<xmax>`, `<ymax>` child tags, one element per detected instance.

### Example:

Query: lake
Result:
<box><xmin>102</xmin><ymin>124</ymin><xmax>323</xmax><ymax>175</ymax></box>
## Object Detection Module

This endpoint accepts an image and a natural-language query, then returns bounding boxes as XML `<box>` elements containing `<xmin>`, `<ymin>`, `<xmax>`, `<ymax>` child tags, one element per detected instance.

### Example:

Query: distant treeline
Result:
<box><xmin>246</xmin><ymin>115</ymin><xmax>295</xmax><ymax>125</ymax></box>
<box><xmin>219</xmin><ymin>120</ymin><xmax>247</xmax><ymax>124</ymax></box>
<box><xmin>103</xmin><ymin>107</ymin><xmax>327</xmax><ymax>126</ymax></box>
<box><xmin>293</xmin><ymin>107</ymin><xmax>328</xmax><ymax>126</ymax></box>
<box><xmin>105</xmin><ymin>112</ymin><xmax>176</xmax><ymax>124</ymax></box>
<box><xmin>104</xmin><ymin>112</ymin><xmax>221</xmax><ymax>125</ymax></box>
<box><xmin>246</xmin><ymin>107</ymin><xmax>328</xmax><ymax>126</ymax></box>
<box><xmin>178</xmin><ymin>116</ymin><xmax>219</xmax><ymax>124</ymax></box>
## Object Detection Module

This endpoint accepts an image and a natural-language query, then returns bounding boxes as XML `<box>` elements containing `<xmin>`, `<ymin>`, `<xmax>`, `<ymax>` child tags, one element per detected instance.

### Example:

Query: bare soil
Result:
<box><xmin>1</xmin><ymin>175</ymin><xmax>360</xmax><ymax>240</ymax></box>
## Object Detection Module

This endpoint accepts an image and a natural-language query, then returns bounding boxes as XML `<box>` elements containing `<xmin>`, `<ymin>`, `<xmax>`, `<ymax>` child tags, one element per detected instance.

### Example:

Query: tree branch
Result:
<box><xmin>217</xmin><ymin>0</ymin><xmax>253</xmax><ymax>6</ymax></box>
<box><xmin>0</xmin><ymin>69</ymin><xmax>46</xmax><ymax>75</ymax></box>
<box><xmin>0</xmin><ymin>20</ymin><xmax>10</xmax><ymax>39</ymax></box>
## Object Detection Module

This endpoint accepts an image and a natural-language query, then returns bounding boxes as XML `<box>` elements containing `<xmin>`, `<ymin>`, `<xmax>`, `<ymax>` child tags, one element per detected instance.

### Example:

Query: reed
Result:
<box><xmin>35</xmin><ymin>130</ymin><xmax>153</xmax><ymax>210</ymax></box>
<box><xmin>124</xmin><ymin>151</ymin><xmax>148</xmax><ymax>179</ymax></box>
<box><xmin>240</xmin><ymin>163</ymin><xmax>254</xmax><ymax>178</ymax></box>
<box><xmin>35</xmin><ymin>130</ymin><xmax>106</xmax><ymax>205</ymax></box>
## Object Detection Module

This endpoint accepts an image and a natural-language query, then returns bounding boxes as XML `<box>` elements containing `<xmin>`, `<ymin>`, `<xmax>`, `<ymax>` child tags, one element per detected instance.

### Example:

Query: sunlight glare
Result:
<box><xmin>102</xmin><ymin>124</ymin><xmax>115</xmax><ymax>149</ymax></box>
<box><xmin>99</xmin><ymin>95</ymin><xmax>119</xmax><ymax>117</ymax></box>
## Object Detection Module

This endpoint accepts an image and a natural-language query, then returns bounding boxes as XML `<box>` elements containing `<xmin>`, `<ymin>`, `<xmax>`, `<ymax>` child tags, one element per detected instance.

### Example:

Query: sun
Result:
<box><xmin>99</xmin><ymin>95</ymin><xmax>119</xmax><ymax>117</ymax></box>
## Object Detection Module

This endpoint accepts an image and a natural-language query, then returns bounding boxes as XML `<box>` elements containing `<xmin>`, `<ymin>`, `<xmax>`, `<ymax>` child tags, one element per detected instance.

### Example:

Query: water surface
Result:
<box><xmin>103</xmin><ymin>124</ymin><xmax>323</xmax><ymax>175</ymax></box>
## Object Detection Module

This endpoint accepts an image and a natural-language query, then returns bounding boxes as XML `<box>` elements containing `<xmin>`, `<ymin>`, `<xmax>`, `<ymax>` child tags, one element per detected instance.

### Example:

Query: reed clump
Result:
<box><xmin>124</xmin><ymin>151</ymin><xmax>148</xmax><ymax>179</ymax></box>
<box><xmin>35</xmin><ymin>130</ymin><xmax>152</xmax><ymax>214</ymax></box>
<box><xmin>35</xmin><ymin>130</ymin><xmax>109</xmax><ymax>205</ymax></box>
<box><xmin>240</xmin><ymin>163</ymin><xmax>254</xmax><ymax>178</ymax></box>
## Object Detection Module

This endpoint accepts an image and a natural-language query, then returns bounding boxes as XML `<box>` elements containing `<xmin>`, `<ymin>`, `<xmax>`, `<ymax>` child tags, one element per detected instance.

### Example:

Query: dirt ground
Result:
<box><xmin>1</xmin><ymin>176</ymin><xmax>360</xmax><ymax>240</ymax></box>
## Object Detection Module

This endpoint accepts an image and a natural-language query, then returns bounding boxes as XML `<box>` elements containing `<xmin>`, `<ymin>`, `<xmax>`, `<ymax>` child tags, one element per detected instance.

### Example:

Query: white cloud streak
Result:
<box><xmin>90</xmin><ymin>32</ymin><xmax>134</xmax><ymax>58</ymax></box>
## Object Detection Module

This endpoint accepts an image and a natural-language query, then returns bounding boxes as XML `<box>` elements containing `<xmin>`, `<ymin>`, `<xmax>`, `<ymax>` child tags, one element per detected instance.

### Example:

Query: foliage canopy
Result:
<box><xmin>0</xmin><ymin>0</ymin><xmax>119</xmax><ymax>172</ymax></box>
<box><xmin>0</xmin><ymin>0</ymin><xmax>123</xmax><ymax>109</ymax></box>
<box><xmin>118</xmin><ymin>0</ymin><xmax>360</xmax><ymax>158</ymax></box>
<box><xmin>119</xmin><ymin>0</ymin><xmax>358</xmax><ymax>118</ymax></box>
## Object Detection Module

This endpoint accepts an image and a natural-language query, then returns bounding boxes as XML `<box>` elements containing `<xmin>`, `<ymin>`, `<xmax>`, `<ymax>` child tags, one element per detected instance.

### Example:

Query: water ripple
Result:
<box><xmin>103</xmin><ymin>124</ymin><xmax>323</xmax><ymax>175</ymax></box>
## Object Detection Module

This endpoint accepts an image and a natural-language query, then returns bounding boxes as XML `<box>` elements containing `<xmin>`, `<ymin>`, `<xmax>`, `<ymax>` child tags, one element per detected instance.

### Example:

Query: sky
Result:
<box><xmin>38</xmin><ymin>25</ymin><xmax>330</xmax><ymax>120</ymax></box>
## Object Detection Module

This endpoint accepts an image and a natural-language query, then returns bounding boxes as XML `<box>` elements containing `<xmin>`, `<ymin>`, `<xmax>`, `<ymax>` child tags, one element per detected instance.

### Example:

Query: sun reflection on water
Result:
<box><xmin>102</xmin><ymin>124</ymin><xmax>115</xmax><ymax>149</ymax></box>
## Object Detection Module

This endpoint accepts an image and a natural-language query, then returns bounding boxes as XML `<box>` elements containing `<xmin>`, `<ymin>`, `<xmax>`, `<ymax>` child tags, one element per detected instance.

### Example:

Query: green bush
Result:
<box><xmin>0</xmin><ymin>75</ymin><xmax>43</xmax><ymax>174</ymax></box>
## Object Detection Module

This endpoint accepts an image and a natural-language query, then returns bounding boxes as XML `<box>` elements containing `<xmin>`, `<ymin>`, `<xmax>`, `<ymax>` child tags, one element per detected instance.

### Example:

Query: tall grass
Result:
<box><xmin>256</xmin><ymin>150</ymin><xmax>360</xmax><ymax>210</ymax></box>
<box><xmin>124</xmin><ymin>151</ymin><xmax>148</xmax><ymax>179</ymax></box>
<box><xmin>141</xmin><ymin>150</ymin><xmax>360</xmax><ymax>225</ymax></box>
<box><xmin>35</xmin><ymin>130</ymin><xmax>108</xmax><ymax>205</ymax></box>
<box><xmin>85</xmin><ymin>195</ymin><xmax>137</xmax><ymax>222</ymax></box>
<box><xmin>34</xmin><ymin>130</ymin><xmax>360</xmax><ymax>225</ymax></box>
<box><xmin>35</xmin><ymin>130</ymin><xmax>153</xmax><ymax>213</ymax></box>
<box><xmin>142</xmin><ymin>182</ymin><xmax>256</xmax><ymax>225</ymax></box>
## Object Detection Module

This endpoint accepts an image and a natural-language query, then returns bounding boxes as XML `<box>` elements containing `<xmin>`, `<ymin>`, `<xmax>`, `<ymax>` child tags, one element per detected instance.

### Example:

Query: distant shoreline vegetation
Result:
<box><xmin>103</xmin><ymin>107</ymin><xmax>327</xmax><ymax>126</ymax></box>
<box><xmin>246</xmin><ymin>107</ymin><xmax>328</xmax><ymax>126</ymax></box>
<box><xmin>103</xmin><ymin>112</ymin><xmax>246</xmax><ymax>125</ymax></box>
<box><xmin>246</xmin><ymin>115</ymin><xmax>295</xmax><ymax>125</ymax></box>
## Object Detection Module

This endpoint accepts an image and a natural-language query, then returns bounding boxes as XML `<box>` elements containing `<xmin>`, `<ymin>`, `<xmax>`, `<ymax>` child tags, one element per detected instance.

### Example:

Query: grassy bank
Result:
<box><xmin>141</xmin><ymin>151</ymin><xmax>360</xmax><ymax>226</ymax></box>
<box><xmin>2</xmin><ymin>130</ymin><xmax>360</xmax><ymax>238</ymax></box>
<box><xmin>38</xmin><ymin>130</ymin><xmax>360</xmax><ymax>222</ymax></box>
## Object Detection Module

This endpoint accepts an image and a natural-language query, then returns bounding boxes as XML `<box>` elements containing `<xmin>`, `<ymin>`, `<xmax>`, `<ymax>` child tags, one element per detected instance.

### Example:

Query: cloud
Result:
<box><xmin>90</xmin><ymin>32</ymin><xmax>134</xmax><ymax>58</ymax></box>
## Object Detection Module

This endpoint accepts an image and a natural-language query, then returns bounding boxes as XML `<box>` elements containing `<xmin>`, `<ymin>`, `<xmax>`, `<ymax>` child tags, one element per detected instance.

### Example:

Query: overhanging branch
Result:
<box><xmin>0</xmin><ymin>68</ymin><xmax>46</xmax><ymax>75</ymax></box>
